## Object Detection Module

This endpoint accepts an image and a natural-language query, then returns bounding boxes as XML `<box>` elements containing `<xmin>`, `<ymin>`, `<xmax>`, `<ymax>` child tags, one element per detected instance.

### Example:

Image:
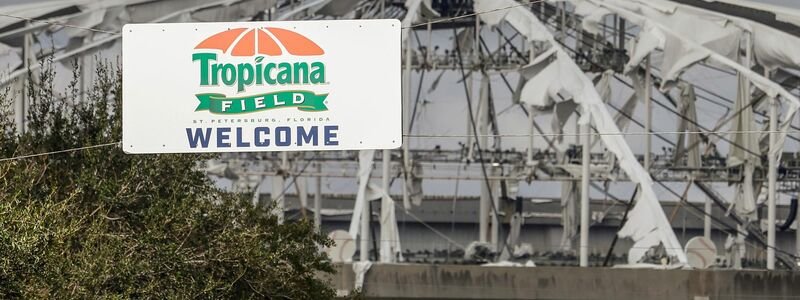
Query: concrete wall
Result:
<box><xmin>326</xmin><ymin>263</ymin><xmax>800</xmax><ymax>299</ymax></box>
<box><xmin>323</xmin><ymin>220</ymin><xmax>798</xmax><ymax>266</ymax></box>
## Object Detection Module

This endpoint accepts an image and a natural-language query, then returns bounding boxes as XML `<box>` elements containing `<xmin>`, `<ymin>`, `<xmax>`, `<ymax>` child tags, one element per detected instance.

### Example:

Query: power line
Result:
<box><xmin>0</xmin><ymin>141</ymin><xmax>120</xmax><ymax>163</ymax></box>
<box><xmin>392</xmin><ymin>200</ymin><xmax>466</xmax><ymax>249</ymax></box>
<box><xmin>402</xmin><ymin>0</ymin><xmax>544</xmax><ymax>30</ymax></box>
<box><xmin>0</xmin><ymin>0</ymin><xmax>545</xmax><ymax>37</ymax></box>
<box><xmin>267</xmin><ymin>152</ymin><xmax>320</xmax><ymax>205</ymax></box>
<box><xmin>451</xmin><ymin>19</ymin><xmax>514</xmax><ymax>258</ymax></box>
<box><xmin>0</xmin><ymin>13</ymin><xmax>119</xmax><ymax>35</ymax></box>
<box><xmin>404</xmin><ymin>129</ymin><xmax>800</xmax><ymax>138</ymax></box>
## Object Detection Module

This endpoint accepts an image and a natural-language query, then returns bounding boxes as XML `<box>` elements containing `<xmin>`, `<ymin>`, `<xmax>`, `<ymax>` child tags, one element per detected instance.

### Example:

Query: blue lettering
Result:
<box><xmin>297</xmin><ymin>126</ymin><xmax>318</xmax><ymax>146</ymax></box>
<box><xmin>236</xmin><ymin>127</ymin><xmax>250</xmax><ymax>147</ymax></box>
<box><xmin>275</xmin><ymin>126</ymin><xmax>291</xmax><ymax>146</ymax></box>
<box><xmin>217</xmin><ymin>127</ymin><xmax>231</xmax><ymax>147</ymax></box>
<box><xmin>186</xmin><ymin>128</ymin><xmax>211</xmax><ymax>148</ymax></box>
<box><xmin>324</xmin><ymin>125</ymin><xmax>339</xmax><ymax>146</ymax></box>
<box><xmin>254</xmin><ymin>127</ymin><xmax>270</xmax><ymax>146</ymax></box>
<box><xmin>186</xmin><ymin>125</ymin><xmax>340</xmax><ymax>149</ymax></box>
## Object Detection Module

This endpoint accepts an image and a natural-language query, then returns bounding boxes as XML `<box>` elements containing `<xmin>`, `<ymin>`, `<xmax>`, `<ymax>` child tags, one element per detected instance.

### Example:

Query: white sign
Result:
<box><xmin>122</xmin><ymin>20</ymin><xmax>401</xmax><ymax>153</ymax></box>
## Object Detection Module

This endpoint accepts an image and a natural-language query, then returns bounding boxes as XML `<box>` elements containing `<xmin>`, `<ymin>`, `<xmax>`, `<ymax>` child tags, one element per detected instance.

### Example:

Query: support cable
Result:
<box><xmin>451</xmin><ymin>20</ymin><xmax>514</xmax><ymax>258</ymax></box>
<box><xmin>0</xmin><ymin>141</ymin><xmax>120</xmax><ymax>162</ymax></box>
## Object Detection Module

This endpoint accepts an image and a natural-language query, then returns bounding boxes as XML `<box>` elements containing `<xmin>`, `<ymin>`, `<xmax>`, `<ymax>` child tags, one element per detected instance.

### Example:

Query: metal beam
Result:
<box><xmin>694</xmin><ymin>181</ymin><xmax>798</xmax><ymax>270</ymax></box>
<box><xmin>768</xmin><ymin>70</ymin><xmax>777</xmax><ymax>270</ymax></box>
<box><xmin>580</xmin><ymin>114</ymin><xmax>591</xmax><ymax>267</ymax></box>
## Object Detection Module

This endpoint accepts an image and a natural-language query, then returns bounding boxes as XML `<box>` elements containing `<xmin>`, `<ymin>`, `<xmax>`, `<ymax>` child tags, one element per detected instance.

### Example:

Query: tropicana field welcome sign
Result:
<box><xmin>122</xmin><ymin>19</ymin><xmax>401</xmax><ymax>153</ymax></box>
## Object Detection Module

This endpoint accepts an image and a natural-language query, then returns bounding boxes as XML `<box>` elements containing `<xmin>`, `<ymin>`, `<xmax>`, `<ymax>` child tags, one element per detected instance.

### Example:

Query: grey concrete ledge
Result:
<box><xmin>322</xmin><ymin>263</ymin><xmax>800</xmax><ymax>299</ymax></box>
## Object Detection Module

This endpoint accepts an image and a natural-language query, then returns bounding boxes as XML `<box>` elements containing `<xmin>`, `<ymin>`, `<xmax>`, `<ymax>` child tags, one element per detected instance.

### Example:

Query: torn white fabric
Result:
<box><xmin>734</xmin><ymin>163</ymin><xmax>758</xmax><ymax>221</ymax></box>
<box><xmin>99</xmin><ymin>6</ymin><xmax>131</xmax><ymax>32</ymax></box>
<box><xmin>477</xmin><ymin>0</ymin><xmax>688</xmax><ymax>264</ymax></box>
<box><xmin>521</xmin><ymin>58</ymin><xmax>559</xmax><ymax>108</ymax></box>
<box><xmin>590</xmin><ymin>71</ymin><xmax>614</xmax><ymax>149</ymax></box>
<box><xmin>625</xmin><ymin>0</ymin><xmax>738</xmax><ymax>54</ymax></box>
<box><xmin>476</xmin><ymin>0</ymin><xmax>550</xmax><ymax>42</ymax></box>
<box><xmin>364</xmin><ymin>183</ymin><xmax>382</xmax><ymax>201</ymax></box>
<box><xmin>626</xmin><ymin>0</ymin><xmax>678</xmax><ymax>14</ymax></box>
<box><xmin>295</xmin><ymin>177</ymin><xmax>308</xmax><ymax>211</ymax></box>
<box><xmin>504</xmin><ymin>6</ymin><xmax>551</xmax><ymax>43</ymax></box>
<box><xmin>610</xmin><ymin>0</ymin><xmax>800</xmax><ymax>71</ymax></box>
<box><xmin>625</xmin><ymin>230</ymin><xmax>660</xmax><ymax>264</ymax></box>
<box><xmin>613</xmin><ymin>71</ymin><xmax>644</xmax><ymax>132</ymax></box>
<box><xmin>349</xmin><ymin>150</ymin><xmax>375</xmax><ymax>238</ymax></box>
<box><xmin>62</xmin><ymin>8</ymin><xmax>107</xmax><ymax>38</ymax></box>
<box><xmin>756</xmin><ymin>175</ymin><xmax>768</xmax><ymax>207</ymax></box>
<box><xmin>453</xmin><ymin>28</ymin><xmax>475</xmax><ymax>59</ymax></box>
<box><xmin>585</xmin><ymin>0</ymin><xmax>800</xmax><ymax>185</ymax></box>
<box><xmin>401</xmin><ymin>0</ymin><xmax>440</xmax><ymax>42</ymax></box>
<box><xmin>482</xmin><ymin>260</ymin><xmax>536</xmax><ymax>267</ymax></box>
<box><xmin>555</xmin><ymin>51</ymin><xmax>585</xmax><ymax>97</ymax></box>
<box><xmin>500</xmin><ymin>212</ymin><xmax>524</xmax><ymax>261</ymax></box>
<box><xmin>573</xmin><ymin>0</ymin><xmax>611</xmax><ymax>35</ymax></box>
<box><xmin>353</xmin><ymin>261</ymin><xmax>373</xmax><ymax>291</ymax></box>
<box><xmin>380</xmin><ymin>191</ymin><xmax>403</xmax><ymax>263</ymax></box>
<box><xmin>595</xmin><ymin>70</ymin><xmax>614</xmax><ymax>103</ymax></box>
<box><xmin>559</xmin><ymin>179</ymin><xmax>579</xmax><ymax>251</ymax></box>
<box><xmin>0</xmin><ymin>0</ymin><xmax>165</xmax><ymax>29</ymax></box>
<box><xmin>753</xmin><ymin>23</ymin><xmax>800</xmax><ymax>71</ymax></box>
<box><xmin>552</xmin><ymin>100</ymin><xmax>578</xmax><ymax>146</ymax></box>
<box><xmin>626</xmin><ymin>18</ymin><xmax>734</xmax><ymax>88</ymax></box>
<box><xmin>474</xmin><ymin>0</ymin><xmax>510</xmax><ymax>27</ymax></box>
<box><xmin>674</xmin><ymin>83</ymin><xmax>701</xmax><ymax>170</ymax></box>
<box><xmin>729</xmin><ymin>72</ymin><xmax>761</xmax><ymax>168</ymax></box>
<box><xmin>623</xmin><ymin>22</ymin><xmax>665</xmax><ymax>74</ymax></box>
<box><xmin>581</xmin><ymin>0</ymin><xmax>800</xmax><ymax>251</ymax></box>
<box><xmin>604</xmin><ymin>74</ymin><xmax>637</xmax><ymax>171</ymax></box>
<box><xmin>612</xmin><ymin>263</ymin><xmax>685</xmax><ymax>270</ymax></box>
<box><xmin>614</xmin><ymin>93</ymin><xmax>638</xmax><ymax>130</ymax></box>
<box><xmin>659</xmin><ymin>34</ymin><xmax>712</xmax><ymax>90</ymax></box>
<box><xmin>515</xmin><ymin>46</ymin><xmax>556</xmax><ymax>104</ymax></box>
<box><xmin>578</xmin><ymin>0</ymin><xmax>740</xmax><ymax>82</ymax></box>
<box><xmin>248</xmin><ymin>177</ymin><xmax>263</xmax><ymax>207</ymax></box>
<box><xmin>729</xmin><ymin>71</ymin><xmax>761</xmax><ymax>222</ymax></box>
<box><xmin>578</xmin><ymin>69</ymin><xmax>687</xmax><ymax>264</ymax></box>
<box><xmin>365</xmin><ymin>183</ymin><xmax>403</xmax><ymax>263</ymax></box>
<box><xmin>409</xmin><ymin>164</ymin><xmax>424</xmax><ymax>206</ymax></box>
<box><xmin>0</xmin><ymin>1</ymin><xmax>92</xmax><ymax>29</ymax></box>
<box><xmin>705</xmin><ymin>47</ymin><xmax>799</xmax><ymax>172</ymax></box>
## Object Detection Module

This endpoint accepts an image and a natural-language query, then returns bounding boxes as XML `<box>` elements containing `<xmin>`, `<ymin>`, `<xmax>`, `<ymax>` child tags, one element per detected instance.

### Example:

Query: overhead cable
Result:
<box><xmin>0</xmin><ymin>141</ymin><xmax>120</xmax><ymax>163</ymax></box>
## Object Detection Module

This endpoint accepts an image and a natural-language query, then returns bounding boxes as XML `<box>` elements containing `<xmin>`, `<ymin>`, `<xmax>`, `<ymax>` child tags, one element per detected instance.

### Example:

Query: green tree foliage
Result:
<box><xmin>0</xmin><ymin>59</ymin><xmax>335</xmax><ymax>298</ymax></box>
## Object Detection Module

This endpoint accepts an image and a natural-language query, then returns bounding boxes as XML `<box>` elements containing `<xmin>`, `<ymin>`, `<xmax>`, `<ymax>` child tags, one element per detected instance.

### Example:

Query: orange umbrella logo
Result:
<box><xmin>195</xmin><ymin>27</ymin><xmax>324</xmax><ymax>56</ymax></box>
<box><xmin>191</xmin><ymin>26</ymin><xmax>329</xmax><ymax>114</ymax></box>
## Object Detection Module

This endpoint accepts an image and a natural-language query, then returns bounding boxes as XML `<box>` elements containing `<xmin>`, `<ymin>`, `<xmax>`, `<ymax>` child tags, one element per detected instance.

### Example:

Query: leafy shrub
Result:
<box><xmin>0</xmin><ymin>58</ymin><xmax>335</xmax><ymax>298</ymax></box>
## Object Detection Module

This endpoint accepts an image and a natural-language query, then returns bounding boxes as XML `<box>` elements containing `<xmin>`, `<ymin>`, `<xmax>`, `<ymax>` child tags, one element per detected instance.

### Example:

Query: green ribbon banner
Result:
<box><xmin>195</xmin><ymin>91</ymin><xmax>328</xmax><ymax>114</ymax></box>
